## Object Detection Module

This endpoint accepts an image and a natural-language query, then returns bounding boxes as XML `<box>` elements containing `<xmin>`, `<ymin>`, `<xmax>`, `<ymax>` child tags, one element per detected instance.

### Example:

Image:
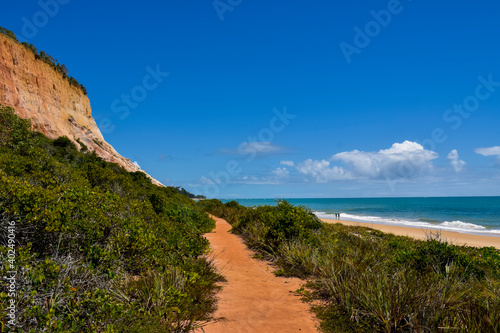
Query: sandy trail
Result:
<box><xmin>203</xmin><ymin>216</ymin><xmax>318</xmax><ymax>333</ymax></box>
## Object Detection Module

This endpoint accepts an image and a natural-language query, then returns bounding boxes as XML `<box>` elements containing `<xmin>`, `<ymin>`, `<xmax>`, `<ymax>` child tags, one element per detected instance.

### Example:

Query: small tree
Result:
<box><xmin>0</xmin><ymin>26</ymin><xmax>18</xmax><ymax>41</ymax></box>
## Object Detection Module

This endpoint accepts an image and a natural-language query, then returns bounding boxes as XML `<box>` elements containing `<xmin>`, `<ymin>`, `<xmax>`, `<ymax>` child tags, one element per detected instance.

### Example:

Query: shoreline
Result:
<box><xmin>321</xmin><ymin>218</ymin><xmax>500</xmax><ymax>249</ymax></box>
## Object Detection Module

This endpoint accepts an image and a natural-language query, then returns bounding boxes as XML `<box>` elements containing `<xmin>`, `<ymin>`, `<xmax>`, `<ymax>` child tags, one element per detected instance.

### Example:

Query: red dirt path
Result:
<box><xmin>203</xmin><ymin>216</ymin><xmax>319</xmax><ymax>333</ymax></box>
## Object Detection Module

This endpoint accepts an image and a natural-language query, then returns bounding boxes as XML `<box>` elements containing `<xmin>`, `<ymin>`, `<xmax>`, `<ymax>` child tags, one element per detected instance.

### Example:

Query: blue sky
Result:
<box><xmin>3</xmin><ymin>0</ymin><xmax>500</xmax><ymax>198</ymax></box>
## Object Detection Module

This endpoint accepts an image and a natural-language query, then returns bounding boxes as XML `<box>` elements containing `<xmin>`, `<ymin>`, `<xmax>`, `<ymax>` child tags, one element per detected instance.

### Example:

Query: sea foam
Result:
<box><xmin>315</xmin><ymin>212</ymin><xmax>500</xmax><ymax>235</ymax></box>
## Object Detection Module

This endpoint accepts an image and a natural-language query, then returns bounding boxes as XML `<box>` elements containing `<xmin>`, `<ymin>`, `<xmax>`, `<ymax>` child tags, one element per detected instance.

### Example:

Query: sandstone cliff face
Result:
<box><xmin>0</xmin><ymin>34</ymin><xmax>161</xmax><ymax>185</ymax></box>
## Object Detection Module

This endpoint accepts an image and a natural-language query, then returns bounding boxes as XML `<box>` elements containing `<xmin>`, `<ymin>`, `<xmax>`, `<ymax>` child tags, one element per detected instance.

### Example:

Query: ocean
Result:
<box><xmin>221</xmin><ymin>197</ymin><xmax>500</xmax><ymax>236</ymax></box>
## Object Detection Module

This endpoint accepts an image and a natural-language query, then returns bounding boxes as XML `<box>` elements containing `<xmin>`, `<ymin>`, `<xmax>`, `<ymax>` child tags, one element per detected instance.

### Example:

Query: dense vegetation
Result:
<box><xmin>0</xmin><ymin>27</ymin><xmax>87</xmax><ymax>95</ymax></box>
<box><xmin>176</xmin><ymin>187</ymin><xmax>205</xmax><ymax>200</ymax></box>
<box><xmin>200</xmin><ymin>199</ymin><xmax>500</xmax><ymax>332</ymax></box>
<box><xmin>0</xmin><ymin>106</ymin><xmax>222</xmax><ymax>332</ymax></box>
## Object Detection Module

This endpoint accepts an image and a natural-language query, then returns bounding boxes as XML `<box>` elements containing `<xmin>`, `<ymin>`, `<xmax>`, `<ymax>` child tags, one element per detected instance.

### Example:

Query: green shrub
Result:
<box><xmin>0</xmin><ymin>106</ymin><xmax>221</xmax><ymax>332</ymax></box>
<box><xmin>232</xmin><ymin>200</ymin><xmax>322</xmax><ymax>253</ymax></box>
<box><xmin>52</xmin><ymin>136</ymin><xmax>75</xmax><ymax>148</ymax></box>
<box><xmin>75</xmin><ymin>138</ymin><xmax>88</xmax><ymax>152</ymax></box>
<box><xmin>198</xmin><ymin>199</ymin><xmax>247</xmax><ymax>225</ymax></box>
<box><xmin>0</xmin><ymin>26</ymin><xmax>17</xmax><ymax>41</ymax></box>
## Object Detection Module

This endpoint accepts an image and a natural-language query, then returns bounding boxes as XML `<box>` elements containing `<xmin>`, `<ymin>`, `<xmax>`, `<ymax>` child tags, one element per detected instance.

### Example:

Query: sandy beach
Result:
<box><xmin>321</xmin><ymin>218</ymin><xmax>500</xmax><ymax>249</ymax></box>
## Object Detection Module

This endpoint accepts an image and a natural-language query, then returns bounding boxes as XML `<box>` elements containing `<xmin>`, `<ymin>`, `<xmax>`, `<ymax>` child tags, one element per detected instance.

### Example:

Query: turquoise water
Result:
<box><xmin>222</xmin><ymin>197</ymin><xmax>500</xmax><ymax>236</ymax></box>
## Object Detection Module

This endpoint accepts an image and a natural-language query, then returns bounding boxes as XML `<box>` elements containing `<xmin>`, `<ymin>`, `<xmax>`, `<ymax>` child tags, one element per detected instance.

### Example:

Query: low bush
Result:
<box><xmin>0</xmin><ymin>106</ymin><xmax>221</xmax><ymax>332</ymax></box>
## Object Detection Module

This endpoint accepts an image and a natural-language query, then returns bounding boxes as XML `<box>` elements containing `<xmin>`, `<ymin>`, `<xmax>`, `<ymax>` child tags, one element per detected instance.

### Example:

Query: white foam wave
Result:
<box><xmin>315</xmin><ymin>212</ymin><xmax>500</xmax><ymax>235</ymax></box>
<box><xmin>440</xmin><ymin>221</ymin><xmax>486</xmax><ymax>231</ymax></box>
<box><xmin>314</xmin><ymin>211</ymin><xmax>336</xmax><ymax>219</ymax></box>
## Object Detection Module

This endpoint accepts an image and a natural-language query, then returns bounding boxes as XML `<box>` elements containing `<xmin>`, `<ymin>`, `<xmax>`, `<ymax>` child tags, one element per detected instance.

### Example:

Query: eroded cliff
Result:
<box><xmin>0</xmin><ymin>33</ymin><xmax>161</xmax><ymax>185</ymax></box>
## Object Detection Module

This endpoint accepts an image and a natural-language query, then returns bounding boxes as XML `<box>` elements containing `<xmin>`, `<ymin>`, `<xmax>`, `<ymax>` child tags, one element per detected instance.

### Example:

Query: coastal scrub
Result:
<box><xmin>0</xmin><ymin>106</ymin><xmax>222</xmax><ymax>332</ymax></box>
<box><xmin>201</xmin><ymin>199</ymin><xmax>500</xmax><ymax>332</ymax></box>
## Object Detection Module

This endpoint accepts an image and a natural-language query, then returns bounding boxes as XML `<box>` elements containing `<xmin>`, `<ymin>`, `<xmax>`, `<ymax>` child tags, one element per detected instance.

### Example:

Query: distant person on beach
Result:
<box><xmin>338</xmin><ymin>212</ymin><xmax>341</xmax><ymax>220</ymax></box>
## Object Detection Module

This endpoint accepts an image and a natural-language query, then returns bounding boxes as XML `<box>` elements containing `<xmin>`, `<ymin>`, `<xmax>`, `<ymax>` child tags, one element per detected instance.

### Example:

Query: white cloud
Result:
<box><xmin>237</xmin><ymin>141</ymin><xmax>283</xmax><ymax>154</ymax></box>
<box><xmin>272</xmin><ymin>167</ymin><xmax>290</xmax><ymax>179</ymax></box>
<box><xmin>280</xmin><ymin>160</ymin><xmax>295</xmax><ymax>167</ymax></box>
<box><xmin>235</xmin><ymin>175</ymin><xmax>279</xmax><ymax>185</ymax></box>
<box><xmin>236</xmin><ymin>167</ymin><xmax>290</xmax><ymax>185</ymax></box>
<box><xmin>132</xmin><ymin>161</ymin><xmax>141</xmax><ymax>169</ymax></box>
<box><xmin>187</xmin><ymin>176</ymin><xmax>215</xmax><ymax>188</ymax></box>
<box><xmin>447</xmin><ymin>149</ymin><xmax>466</xmax><ymax>173</ymax></box>
<box><xmin>332</xmin><ymin>140</ymin><xmax>438</xmax><ymax>179</ymax></box>
<box><xmin>216</xmin><ymin>141</ymin><xmax>285</xmax><ymax>156</ymax></box>
<box><xmin>475</xmin><ymin>146</ymin><xmax>500</xmax><ymax>157</ymax></box>
<box><xmin>296</xmin><ymin>159</ymin><xmax>352</xmax><ymax>183</ymax></box>
<box><xmin>200</xmin><ymin>176</ymin><xmax>215</xmax><ymax>184</ymax></box>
